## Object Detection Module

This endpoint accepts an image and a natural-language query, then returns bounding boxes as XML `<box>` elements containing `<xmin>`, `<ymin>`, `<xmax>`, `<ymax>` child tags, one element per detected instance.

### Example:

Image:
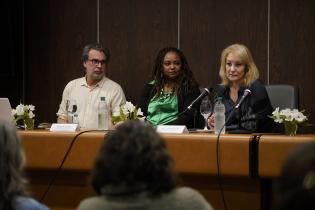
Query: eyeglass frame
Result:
<box><xmin>87</xmin><ymin>59</ymin><xmax>107</xmax><ymax>66</ymax></box>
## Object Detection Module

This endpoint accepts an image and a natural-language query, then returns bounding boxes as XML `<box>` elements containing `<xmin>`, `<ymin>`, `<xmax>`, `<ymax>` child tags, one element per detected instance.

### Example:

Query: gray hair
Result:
<box><xmin>81</xmin><ymin>43</ymin><xmax>110</xmax><ymax>63</ymax></box>
<box><xmin>0</xmin><ymin>120</ymin><xmax>26</xmax><ymax>209</ymax></box>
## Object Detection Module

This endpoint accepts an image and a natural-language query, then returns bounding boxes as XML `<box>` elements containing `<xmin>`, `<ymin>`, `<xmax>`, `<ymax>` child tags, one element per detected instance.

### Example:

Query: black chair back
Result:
<box><xmin>265</xmin><ymin>85</ymin><xmax>298</xmax><ymax>109</ymax></box>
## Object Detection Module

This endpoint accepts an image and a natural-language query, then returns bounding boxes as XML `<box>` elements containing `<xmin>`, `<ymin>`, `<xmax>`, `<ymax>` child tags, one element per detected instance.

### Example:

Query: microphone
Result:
<box><xmin>234</xmin><ymin>89</ymin><xmax>251</xmax><ymax>109</ymax></box>
<box><xmin>187</xmin><ymin>87</ymin><xmax>213</xmax><ymax>110</ymax></box>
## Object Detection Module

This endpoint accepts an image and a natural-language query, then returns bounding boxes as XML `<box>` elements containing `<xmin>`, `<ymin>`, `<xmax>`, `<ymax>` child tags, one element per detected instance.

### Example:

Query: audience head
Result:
<box><xmin>0</xmin><ymin>120</ymin><xmax>26</xmax><ymax>209</ymax></box>
<box><xmin>91</xmin><ymin>120</ymin><xmax>177</xmax><ymax>197</ymax></box>
<box><xmin>81</xmin><ymin>43</ymin><xmax>110</xmax><ymax>84</ymax></box>
<box><xmin>273</xmin><ymin>141</ymin><xmax>315</xmax><ymax>210</ymax></box>
<box><xmin>219</xmin><ymin>43</ymin><xmax>259</xmax><ymax>87</ymax></box>
<box><xmin>152</xmin><ymin>47</ymin><xmax>198</xmax><ymax>95</ymax></box>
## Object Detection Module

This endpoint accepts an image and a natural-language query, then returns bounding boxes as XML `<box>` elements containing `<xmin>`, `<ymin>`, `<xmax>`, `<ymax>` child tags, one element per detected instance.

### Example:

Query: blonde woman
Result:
<box><xmin>208</xmin><ymin>43</ymin><xmax>274</xmax><ymax>132</ymax></box>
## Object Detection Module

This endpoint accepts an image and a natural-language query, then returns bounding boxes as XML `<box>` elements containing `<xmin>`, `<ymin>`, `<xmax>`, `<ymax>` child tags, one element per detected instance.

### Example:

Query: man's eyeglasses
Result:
<box><xmin>88</xmin><ymin>59</ymin><xmax>106</xmax><ymax>66</ymax></box>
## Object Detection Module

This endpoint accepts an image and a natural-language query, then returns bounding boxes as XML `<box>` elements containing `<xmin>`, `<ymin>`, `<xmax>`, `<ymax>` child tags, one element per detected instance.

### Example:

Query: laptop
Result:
<box><xmin>0</xmin><ymin>98</ymin><xmax>13</xmax><ymax>123</ymax></box>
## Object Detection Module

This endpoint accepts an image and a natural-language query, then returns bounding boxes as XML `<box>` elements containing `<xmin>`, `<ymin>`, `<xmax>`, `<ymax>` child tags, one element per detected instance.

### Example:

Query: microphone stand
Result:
<box><xmin>216</xmin><ymin>89</ymin><xmax>252</xmax><ymax>200</ymax></box>
<box><xmin>177</xmin><ymin>109</ymin><xmax>187</xmax><ymax>117</ymax></box>
<box><xmin>193</xmin><ymin>109</ymin><xmax>197</xmax><ymax>128</ymax></box>
<box><xmin>177</xmin><ymin>108</ymin><xmax>203</xmax><ymax>130</ymax></box>
<box><xmin>215</xmin><ymin>107</ymin><xmax>239</xmax><ymax>210</ymax></box>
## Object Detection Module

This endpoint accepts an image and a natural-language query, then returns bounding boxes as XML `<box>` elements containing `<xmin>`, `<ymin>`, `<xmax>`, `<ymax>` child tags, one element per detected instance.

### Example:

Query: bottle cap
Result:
<box><xmin>72</xmin><ymin>105</ymin><xmax>77</xmax><ymax>112</ymax></box>
<box><xmin>216</xmin><ymin>97</ymin><xmax>222</xmax><ymax>102</ymax></box>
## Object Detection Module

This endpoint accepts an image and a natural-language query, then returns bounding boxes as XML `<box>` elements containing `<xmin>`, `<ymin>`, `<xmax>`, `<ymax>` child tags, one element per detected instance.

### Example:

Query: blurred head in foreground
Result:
<box><xmin>274</xmin><ymin>141</ymin><xmax>315</xmax><ymax>210</ymax></box>
<box><xmin>0</xmin><ymin>120</ymin><xmax>26</xmax><ymax>209</ymax></box>
<box><xmin>91</xmin><ymin>120</ymin><xmax>177</xmax><ymax>196</ymax></box>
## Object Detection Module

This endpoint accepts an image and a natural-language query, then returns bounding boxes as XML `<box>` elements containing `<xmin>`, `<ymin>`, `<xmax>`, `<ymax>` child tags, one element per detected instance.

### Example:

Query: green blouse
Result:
<box><xmin>147</xmin><ymin>91</ymin><xmax>178</xmax><ymax>126</ymax></box>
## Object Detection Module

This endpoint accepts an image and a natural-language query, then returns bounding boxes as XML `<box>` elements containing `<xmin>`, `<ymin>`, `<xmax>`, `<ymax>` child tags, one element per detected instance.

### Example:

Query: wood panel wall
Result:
<box><xmin>0</xmin><ymin>0</ymin><xmax>24</xmax><ymax>106</ymax></box>
<box><xmin>269</xmin><ymin>0</ymin><xmax>315</xmax><ymax>117</ymax></box>
<box><xmin>2</xmin><ymin>0</ymin><xmax>314</xmax><ymax>126</ymax></box>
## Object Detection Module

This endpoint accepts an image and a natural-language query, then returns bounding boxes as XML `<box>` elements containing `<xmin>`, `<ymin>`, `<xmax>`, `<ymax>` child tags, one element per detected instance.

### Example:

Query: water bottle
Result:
<box><xmin>73</xmin><ymin>113</ymin><xmax>79</xmax><ymax>126</ymax></box>
<box><xmin>214</xmin><ymin>97</ymin><xmax>226</xmax><ymax>134</ymax></box>
<box><xmin>67</xmin><ymin>104</ymin><xmax>77</xmax><ymax>124</ymax></box>
<box><xmin>98</xmin><ymin>97</ymin><xmax>108</xmax><ymax>130</ymax></box>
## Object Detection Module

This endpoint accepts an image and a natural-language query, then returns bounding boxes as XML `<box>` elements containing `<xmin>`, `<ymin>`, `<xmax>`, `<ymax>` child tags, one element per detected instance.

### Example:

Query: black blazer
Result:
<box><xmin>216</xmin><ymin>79</ymin><xmax>276</xmax><ymax>132</ymax></box>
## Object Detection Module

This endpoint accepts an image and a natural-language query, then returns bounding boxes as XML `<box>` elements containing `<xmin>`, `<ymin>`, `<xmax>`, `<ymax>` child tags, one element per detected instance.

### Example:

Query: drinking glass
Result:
<box><xmin>200</xmin><ymin>98</ymin><xmax>212</xmax><ymax>130</ymax></box>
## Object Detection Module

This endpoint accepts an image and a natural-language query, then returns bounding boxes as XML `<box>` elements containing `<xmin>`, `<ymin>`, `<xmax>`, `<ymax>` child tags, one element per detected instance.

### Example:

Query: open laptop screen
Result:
<box><xmin>0</xmin><ymin>98</ymin><xmax>13</xmax><ymax>123</ymax></box>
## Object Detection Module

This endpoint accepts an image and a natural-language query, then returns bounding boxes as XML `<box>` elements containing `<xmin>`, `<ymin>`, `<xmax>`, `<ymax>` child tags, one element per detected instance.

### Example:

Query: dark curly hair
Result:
<box><xmin>91</xmin><ymin>120</ymin><xmax>177</xmax><ymax>197</ymax></box>
<box><xmin>152</xmin><ymin>47</ymin><xmax>199</xmax><ymax>98</ymax></box>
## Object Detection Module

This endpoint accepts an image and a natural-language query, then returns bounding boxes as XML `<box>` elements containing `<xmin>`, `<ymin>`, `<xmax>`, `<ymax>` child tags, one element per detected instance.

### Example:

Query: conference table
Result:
<box><xmin>18</xmin><ymin>130</ymin><xmax>315</xmax><ymax>210</ymax></box>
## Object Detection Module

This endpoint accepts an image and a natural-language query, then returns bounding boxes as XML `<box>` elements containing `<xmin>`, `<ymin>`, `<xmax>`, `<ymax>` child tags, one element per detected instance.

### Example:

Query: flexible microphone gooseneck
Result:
<box><xmin>187</xmin><ymin>87</ymin><xmax>213</xmax><ymax>110</ymax></box>
<box><xmin>234</xmin><ymin>89</ymin><xmax>251</xmax><ymax>109</ymax></box>
<box><xmin>215</xmin><ymin>88</ymin><xmax>252</xmax><ymax>210</ymax></box>
<box><xmin>177</xmin><ymin>87</ymin><xmax>213</xmax><ymax>118</ymax></box>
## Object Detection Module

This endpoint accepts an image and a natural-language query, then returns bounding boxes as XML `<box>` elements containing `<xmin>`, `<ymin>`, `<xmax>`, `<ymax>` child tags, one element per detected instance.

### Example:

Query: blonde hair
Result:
<box><xmin>219</xmin><ymin>43</ymin><xmax>259</xmax><ymax>87</ymax></box>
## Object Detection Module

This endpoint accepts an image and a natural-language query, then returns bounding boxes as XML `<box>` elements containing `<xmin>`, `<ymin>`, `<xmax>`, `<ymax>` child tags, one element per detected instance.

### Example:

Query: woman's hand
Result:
<box><xmin>207</xmin><ymin>115</ymin><xmax>214</xmax><ymax>128</ymax></box>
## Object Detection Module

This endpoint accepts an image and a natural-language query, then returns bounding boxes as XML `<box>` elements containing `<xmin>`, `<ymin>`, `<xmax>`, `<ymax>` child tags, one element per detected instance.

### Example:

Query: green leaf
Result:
<box><xmin>111</xmin><ymin>115</ymin><xmax>123</xmax><ymax>124</ymax></box>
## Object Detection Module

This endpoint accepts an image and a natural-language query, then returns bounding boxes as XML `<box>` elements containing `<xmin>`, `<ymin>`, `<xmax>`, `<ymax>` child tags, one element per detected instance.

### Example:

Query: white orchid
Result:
<box><xmin>28</xmin><ymin>104</ymin><xmax>35</xmax><ymax>111</ymax></box>
<box><xmin>11</xmin><ymin>103</ymin><xmax>35</xmax><ymax>129</ymax></box>
<box><xmin>111</xmin><ymin>101</ymin><xmax>144</xmax><ymax>124</ymax></box>
<box><xmin>125</xmin><ymin>101</ymin><xmax>136</xmax><ymax>112</ymax></box>
<box><xmin>28</xmin><ymin>111</ymin><xmax>35</xmax><ymax>119</ymax></box>
<box><xmin>271</xmin><ymin>107</ymin><xmax>308</xmax><ymax>124</ymax></box>
<box><xmin>15</xmin><ymin>104</ymin><xmax>25</xmax><ymax>115</ymax></box>
<box><xmin>270</xmin><ymin>107</ymin><xmax>308</xmax><ymax>135</ymax></box>
<box><xmin>137</xmin><ymin>108</ymin><xmax>143</xmax><ymax>116</ymax></box>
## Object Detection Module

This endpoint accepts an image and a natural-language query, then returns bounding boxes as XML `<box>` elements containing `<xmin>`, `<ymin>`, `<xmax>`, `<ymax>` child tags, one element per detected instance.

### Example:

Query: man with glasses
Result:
<box><xmin>56</xmin><ymin>43</ymin><xmax>126</xmax><ymax>129</ymax></box>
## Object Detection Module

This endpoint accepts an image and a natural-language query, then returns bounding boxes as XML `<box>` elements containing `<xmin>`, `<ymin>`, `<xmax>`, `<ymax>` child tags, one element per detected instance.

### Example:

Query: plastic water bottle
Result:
<box><xmin>214</xmin><ymin>97</ymin><xmax>226</xmax><ymax>134</ymax></box>
<box><xmin>98</xmin><ymin>97</ymin><xmax>108</xmax><ymax>130</ymax></box>
<box><xmin>67</xmin><ymin>104</ymin><xmax>77</xmax><ymax>124</ymax></box>
<box><xmin>73</xmin><ymin>113</ymin><xmax>79</xmax><ymax>126</ymax></box>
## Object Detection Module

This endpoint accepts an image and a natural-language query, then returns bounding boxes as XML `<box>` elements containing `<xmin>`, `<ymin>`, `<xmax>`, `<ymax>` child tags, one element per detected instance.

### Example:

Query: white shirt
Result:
<box><xmin>57</xmin><ymin>77</ymin><xmax>126</xmax><ymax>129</ymax></box>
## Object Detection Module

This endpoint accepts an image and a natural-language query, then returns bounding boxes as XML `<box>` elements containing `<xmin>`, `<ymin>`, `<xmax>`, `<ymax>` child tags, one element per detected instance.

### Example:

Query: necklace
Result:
<box><xmin>160</xmin><ymin>88</ymin><xmax>175</xmax><ymax>100</ymax></box>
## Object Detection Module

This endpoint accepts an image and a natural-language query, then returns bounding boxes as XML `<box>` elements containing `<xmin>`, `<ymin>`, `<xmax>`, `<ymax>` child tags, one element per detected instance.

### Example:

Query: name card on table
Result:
<box><xmin>50</xmin><ymin>123</ymin><xmax>79</xmax><ymax>132</ymax></box>
<box><xmin>156</xmin><ymin>125</ymin><xmax>189</xmax><ymax>134</ymax></box>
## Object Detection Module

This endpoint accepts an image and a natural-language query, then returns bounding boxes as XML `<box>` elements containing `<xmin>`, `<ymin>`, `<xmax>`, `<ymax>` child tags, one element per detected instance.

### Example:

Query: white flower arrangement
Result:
<box><xmin>270</xmin><ymin>107</ymin><xmax>308</xmax><ymax>135</ymax></box>
<box><xmin>270</xmin><ymin>107</ymin><xmax>307</xmax><ymax>124</ymax></box>
<box><xmin>112</xmin><ymin>101</ymin><xmax>144</xmax><ymax>124</ymax></box>
<box><xmin>11</xmin><ymin>104</ymin><xmax>35</xmax><ymax>129</ymax></box>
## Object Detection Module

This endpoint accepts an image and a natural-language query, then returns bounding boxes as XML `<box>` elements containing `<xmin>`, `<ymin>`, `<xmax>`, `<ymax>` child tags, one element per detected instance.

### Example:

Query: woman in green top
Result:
<box><xmin>138</xmin><ymin>47</ymin><xmax>203</xmax><ymax>129</ymax></box>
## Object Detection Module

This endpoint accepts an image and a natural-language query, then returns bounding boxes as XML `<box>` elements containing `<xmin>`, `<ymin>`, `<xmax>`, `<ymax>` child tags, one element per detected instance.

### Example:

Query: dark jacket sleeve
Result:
<box><xmin>239</xmin><ymin>80</ymin><xmax>275</xmax><ymax>132</ymax></box>
<box><xmin>138</xmin><ymin>83</ymin><xmax>153</xmax><ymax>117</ymax></box>
<box><xmin>246</xmin><ymin>80</ymin><xmax>276</xmax><ymax>132</ymax></box>
<box><xmin>219</xmin><ymin>80</ymin><xmax>275</xmax><ymax>132</ymax></box>
<box><xmin>168</xmin><ymin>86</ymin><xmax>204</xmax><ymax>129</ymax></box>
